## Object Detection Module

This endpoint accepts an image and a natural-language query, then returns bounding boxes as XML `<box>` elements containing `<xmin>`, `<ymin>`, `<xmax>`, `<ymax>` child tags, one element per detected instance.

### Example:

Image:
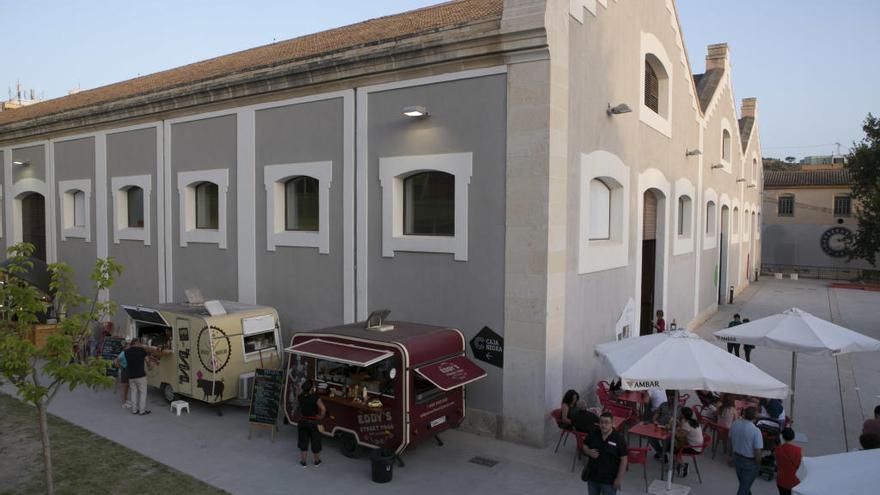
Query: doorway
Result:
<box><xmin>640</xmin><ymin>189</ymin><xmax>665</xmax><ymax>335</ymax></box>
<box><xmin>718</xmin><ymin>205</ymin><xmax>730</xmax><ymax>304</ymax></box>
<box><xmin>20</xmin><ymin>192</ymin><xmax>46</xmax><ymax>261</ymax></box>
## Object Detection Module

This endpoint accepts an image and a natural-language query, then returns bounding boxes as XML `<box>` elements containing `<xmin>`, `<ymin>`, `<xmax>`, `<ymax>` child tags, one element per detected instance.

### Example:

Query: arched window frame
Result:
<box><xmin>703</xmin><ymin>188</ymin><xmax>718</xmax><ymax>250</ymax></box>
<box><xmin>639</xmin><ymin>32</ymin><xmax>673</xmax><ymax>138</ymax></box>
<box><xmin>673</xmin><ymin>178</ymin><xmax>696</xmax><ymax>255</ymax></box>
<box><xmin>588</xmin><ymin>178</ymin><xmax>612</xmax><ymax>240</ymax></box>
<box><xmin>263</xmin><ymin>161</ymin><xmax>332</xmax><ymax>253</ymax></box>
<box><xmin>579</xmin><ymin>151</ymin><xmax>631</xmax><ymax>274</ymax></box>
<box><xmin>58</xmin><ymin>179</ymin><xmax>91</xmax><ymax>242</ymax></box>
<box><xmin>379</xmin><ymin>152</ymin><xmax>472</xmax><ymax>261</ymax></box>
<box><xmin>719</xmin><ymin>118</ymin><xmax>734</xmax><ymax>173</ymax></box>
<box><xmin>111</xmin><ymin>174</ymin><xmax>152</xmax><ymax>245</ymax></box>
<box><xmin>177</xmin><ymin>169</ymin><xmax>228</xmax><ymax>248</ymax></box>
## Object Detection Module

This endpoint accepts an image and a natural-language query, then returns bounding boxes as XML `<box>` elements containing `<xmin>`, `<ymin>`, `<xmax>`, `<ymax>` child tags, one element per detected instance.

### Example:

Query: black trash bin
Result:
<box><xmin>371</xmin><ymin>449</ymin><xmax>395</xmax><ymax>483</ymax></box>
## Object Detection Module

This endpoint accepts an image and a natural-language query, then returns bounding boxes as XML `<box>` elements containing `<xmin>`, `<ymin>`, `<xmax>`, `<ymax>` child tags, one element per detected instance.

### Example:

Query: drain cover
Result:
<box><xmin>469</xmin><ymin>456</ymin><xmax>499</xmax><ymax>467</ymax></box>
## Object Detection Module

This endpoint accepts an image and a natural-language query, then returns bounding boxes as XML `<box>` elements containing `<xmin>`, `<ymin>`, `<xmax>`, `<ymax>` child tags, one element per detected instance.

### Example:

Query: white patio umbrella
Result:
<box><xmin>595</xmin><ymin>330</ymin><xmax>788</xmax><ymax>492</ymax></box>
<box><xmin>793</xmin><ymin>448</ymin><xmax>880</xmax><ymax>495</ymax></box>
<box><xmin>713</xmin><ymin>307</ymin><xmax>880</xmax><ymax>448</ymax></box>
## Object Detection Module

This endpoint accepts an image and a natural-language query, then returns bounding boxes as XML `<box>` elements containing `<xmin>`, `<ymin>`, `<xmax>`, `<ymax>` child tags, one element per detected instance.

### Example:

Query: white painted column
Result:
<box><xmin>156</xmin><ymin>124</ymin><xmax>167</xmax><ymax>303</ymax></box>
<box><xmin>46</xmin><ymin>141</ymin><xmax>57</xmax><ymax>263</ymax></box>
<box><xmin>692</xmin><ymin>124</ymin><xmax>704</xmax><ymax>320</ymax></box>
<box><xmin>355</xmin><ymin>88</ymin><xmax>369</xmax><ymax>321</ymax></box>
<box><xmin>95</xmin><ymin>133</ymin><xmax>109</xmax><ymax>302</ymax></box>
<box><xmin>342</xmin><ymin>91</ymin><xmax>355</xmax><ymax>323</ymax></box>
<box><xmin>236</xmin><ymin>109</ymin><xmax>257</xmax><ymax>304</ymax></box>
<box><xmin>162</xmin><ymin>121</ymin><xmax>174</xmax><ymax>302</ymax></box>
<box><xmin>2</xmin><ymin>148</ymin><xmax>11</xmax><ymax>243</ymax></box>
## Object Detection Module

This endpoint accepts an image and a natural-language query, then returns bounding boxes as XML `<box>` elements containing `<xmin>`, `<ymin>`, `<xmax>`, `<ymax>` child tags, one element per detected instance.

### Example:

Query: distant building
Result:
<box><xmin>0</xmin><ymin>83</ymin><xmax>42</xmax><ymax>112</ymax></box>
<box><xmin>762</xmin><ymin>166</ymin><xmax>874</xmax><ymax>278</ymax></box>
<box><xmin>799</xmin><ymin>155</ymin><xmax>845</xmax><ymax>166</ymax></box>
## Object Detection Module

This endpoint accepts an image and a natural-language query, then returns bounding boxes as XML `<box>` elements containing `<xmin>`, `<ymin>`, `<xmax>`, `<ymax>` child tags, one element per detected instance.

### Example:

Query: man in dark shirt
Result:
<box><xmin>583</xmin><ymin>412</ymin><xmax>628</xmax><ymax>495</ymax></box>
<box><xmin>297</xmin><ymin>379</ymin><xmax>326</xmax><ymax>467</ymax></box>
<box><xmin>727</xmin><ymin>314</ymin><xmax>742</xmax><ymax>357</ymax></box>
<box><xmin>123</xmin><ymin>339</ymin><xmax>151</xmax><ymax>415</ymax></box>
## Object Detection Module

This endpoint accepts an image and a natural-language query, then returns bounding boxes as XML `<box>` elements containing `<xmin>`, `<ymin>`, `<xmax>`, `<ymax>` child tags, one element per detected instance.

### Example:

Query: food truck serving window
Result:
<box><xmin>122</xmin><ymin>305</ymin><xmax>170</xmax><ymax>327</ymax></box>
<box><xmin>241</xmin><ymin>315</ymin><xmax>278</xmax><ymax>361</ymax></box>
<box><xmin>414</xmin><ymin>355</ymin><xmax>486</xmax><ymax>391</ymax></box>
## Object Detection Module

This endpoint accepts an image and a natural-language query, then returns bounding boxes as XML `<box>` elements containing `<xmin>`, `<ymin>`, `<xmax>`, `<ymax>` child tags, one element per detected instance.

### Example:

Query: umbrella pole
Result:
<box><xmin>790</xmin><ymin>352</ymin><xmax>797</xmax><ymax>420</ymax></box>
<box><xmin>666</xmin><ymin>390</ymin><xmax>680</xmax><ymax>490</ymax></box>
<box><xmin>836</xmin><ymin>355</ymin><xmax>849</xmax><ymax>451</ymax></box>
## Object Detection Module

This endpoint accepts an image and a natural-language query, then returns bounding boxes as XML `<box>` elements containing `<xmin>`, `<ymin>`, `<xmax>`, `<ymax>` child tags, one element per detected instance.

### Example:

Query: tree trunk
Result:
<box><xmin>37</xmin><ymin>401</ymin><xmax>54</xmax><ymax>495</ymax></box>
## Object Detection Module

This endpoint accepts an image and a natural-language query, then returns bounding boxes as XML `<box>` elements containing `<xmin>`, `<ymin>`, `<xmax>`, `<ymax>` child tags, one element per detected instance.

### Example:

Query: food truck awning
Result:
<box><xmin>414</xmin><ymin>355</ymin><xmax>487</xmax><ymax>391</ymax></box>
<box><xmin>285</xmin><ymin>339</ymin><xmax>393</xmax><ymax>367</ymax></box>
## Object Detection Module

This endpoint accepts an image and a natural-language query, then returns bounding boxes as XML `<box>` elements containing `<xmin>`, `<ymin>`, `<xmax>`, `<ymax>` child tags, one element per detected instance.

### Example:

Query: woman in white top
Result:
<box><xmin>674</xmin><ymin>407</ymin><xmax>703</xmax><ymax>477</ymax></box>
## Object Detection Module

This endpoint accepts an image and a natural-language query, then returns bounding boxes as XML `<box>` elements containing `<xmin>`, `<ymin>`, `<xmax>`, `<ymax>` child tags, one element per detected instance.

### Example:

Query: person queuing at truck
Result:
<box><xmin>114</xmin><ymin>339</ymin><xmax>132</xmax><ymax>409</ymax></box>
<box><xmin>297</xmin><ymin>379</ymin><xmax>327</xmax><ymax>467</ymax></box>
<box><xmin>582</xmin><ymin>412</ymin><xmax>628</xmax><ymax>495</ymax></box>
<box><xmin>727</xmin><ymin>314</ymin><xmax>743</xmax><ymax>357</ymax></box>
<box><xmin>125</xmin><ymin>338</ymin><xmax>162</xmax><ymax>415</ymax></box>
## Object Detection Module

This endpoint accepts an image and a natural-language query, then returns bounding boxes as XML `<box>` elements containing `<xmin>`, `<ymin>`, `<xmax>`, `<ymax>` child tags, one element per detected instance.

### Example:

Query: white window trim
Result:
<box><xmin>639</xmin><ymin>31</ymin><xmax>673</xmax><ymax>138</ymax></box>
<box><xmin>743</xmin><ymin>209</ymin><xmax>751</xmax><ymax>242</ymax></box>
<box><xmin>378</xmin><ymin>152</ymin><xmax>471</xmax><ymax>261</ymax></box>
<box><xmin>672</xmin><ymin>178</ymin><xmax>695</xmax><ymax>255</ymax></box>
<box><xmin>756</xmin><ymin>212</ymin><xmax>762</xmax><ymax>240</ymax></box>
<box><xmin>111</xmin><ymin>174</ymin><xmax>151</xmax><ymax>246</ymax></box>
<box><xmin>703</xmin><ymin>188</ymin><xmax>718</xmax><ymax>250</ymax></box>
<box><xmin>731</xmin><ymin>199</ymin><xmax>741</xmax><ymax>243</ymax></box>
<box><xmin>177</xmin><ymin>168</ymin><xmax>229</xmax><ymax>248</ymax></box>
<box><xmin>578</xmin><ymin>150</ymin><xmax>631</xmax><ymax>274</ymax></box>
<box><xmin>263</xmin><ymin>161</ymin><xmax>332</xmax><ymax>253</ymax></box>
<box><xmin>719</xmin><ymin>118</ymin><xmax>733</xmax><ymax>173</ymax></box>
<box><xmin>58</xmin><ymin>179</ymin><xmax>91</xmax><ymax>242</ymax></box>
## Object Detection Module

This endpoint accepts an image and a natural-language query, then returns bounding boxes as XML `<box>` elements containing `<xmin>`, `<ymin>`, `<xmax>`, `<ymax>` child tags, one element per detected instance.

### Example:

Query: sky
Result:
<box><xmin>2</xmin><ymin>0</ymin><xmax>878</xmax><ymax>160</ymax></box>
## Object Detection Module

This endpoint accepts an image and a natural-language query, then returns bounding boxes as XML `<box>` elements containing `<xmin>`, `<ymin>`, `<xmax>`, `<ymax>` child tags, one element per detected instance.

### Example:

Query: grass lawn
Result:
<box><xmin>0</xmin><ymin>392</ymin><xmax>227</xmax><ymax>495</ymax></box>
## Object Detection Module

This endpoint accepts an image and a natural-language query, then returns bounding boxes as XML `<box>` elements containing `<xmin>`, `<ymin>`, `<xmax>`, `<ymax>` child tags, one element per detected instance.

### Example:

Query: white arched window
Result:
<box><xmin>177</xmin><ymin>169</ymin><xmax>229</xmax><ymax>248</ymax></box>
<box><xmin>706</xmin><ymin>201</ymin><xmax>717</xmax><ymax>235</ymax></box>
<box><xmin>732</xmin><ymin>206</ymin><xmax>740</xmax><ymax>233</ymax></box>
<box><xmin>264</xmin><ymin>161</ymin><xmax>332</xmax><ymax>253</ymax></box>
<box><xmin>284</xmin><ymin>176</ymin><xmax>320</xmax><ymax>232</ymax></box>
<box><xmin>639</xmin><ymin>32</ymin><xmax>673</xmax><ymax>137</ymax></box>
<box><xmin>403</xmin><ymin>171</ymin><xmax>455</xmax><ymax>236</ymax></box>
<box><xmin>58</xmin><ymin>179</ymin><xmax>92</xmax><ymax>242</ymax></box>
<box><xmin>677</xmin><ymin>196</ymin><xmax>692</xmax><ymax>237</ymax></box>
<box><xmin>589</xmin><ymin>179</ymin><xmax>612</xmax><ymax>240</ymax></box>
<box><xmin>111</xmin><ymin>175</ymin><xmax>152</xmax><ymax>245</ymax></box>
<box><xmin>722</xmin><ymin>130</ymin><xmax>732</xmax><ymax>163</ymax></box>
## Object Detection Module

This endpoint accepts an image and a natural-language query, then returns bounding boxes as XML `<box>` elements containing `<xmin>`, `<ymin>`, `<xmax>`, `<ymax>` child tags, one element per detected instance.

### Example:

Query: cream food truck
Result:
<box><xmin>121</xmin><ymin>301</ymin><xmax>282</xmax><ymax>414</ymax></box>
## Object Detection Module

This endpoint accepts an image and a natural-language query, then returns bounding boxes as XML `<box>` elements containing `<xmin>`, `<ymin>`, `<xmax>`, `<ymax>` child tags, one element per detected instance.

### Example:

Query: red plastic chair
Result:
<box><xmin>708</xmin><ymin>421</ymin><xmax>730</xmax><ymax>459</ymax></box>
<box><xmin>627</xmin><ymin>447</ymin><xmax>650</xmax><ymax>491</ymax></box>
<box><xmin>572</xmin><ymin>431</ymin><xmax>589</xmax><ymax>472</ymax></box>
<box><xmin>692</xmin><ymin>405</ymin><xmax>713</xmax><ymax>426</ymax></box>
<box><xmin>675</xmin><ymin>432</ymin><xmax>712</xmax><ymax>483</ymax></box>
<box><xmin>550</xmin><ymin>409</ymin><xmax>573</xmax><ymax>454</ymax></box>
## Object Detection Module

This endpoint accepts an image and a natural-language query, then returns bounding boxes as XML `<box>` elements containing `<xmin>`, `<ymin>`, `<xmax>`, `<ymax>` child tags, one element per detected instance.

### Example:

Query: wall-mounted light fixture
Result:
<box><xmin>747</xmin><ymin>184</ymin><xmax>757</xmax><ymax>189</ymax></box>
<box><xmin>685</xmin><ymin>149</ymin><xmax>702</xmax><ymax>157</ymax></box>
<box><xmin>736</xmin><ymin>178</ymin><xmax>746</xmax><ymax>183</ymax></box>
<box><xmin>402</xmin><ymin>105</ymin><xmax>429</xmax><ymax>118</ymax></box>
<box><xmin>710</xmin><ymin>164</ymin><xmax>725</xmax><ymax>169</ymax></box>
<box><xmin>606</xmin><ymin>103</ymin><xmax>632</xmax><ymax>116</ymax></box>
<box><xmin>12</xmin><ymin>160</ymin><xmax>30</xmax><ymax>166</ymax></box>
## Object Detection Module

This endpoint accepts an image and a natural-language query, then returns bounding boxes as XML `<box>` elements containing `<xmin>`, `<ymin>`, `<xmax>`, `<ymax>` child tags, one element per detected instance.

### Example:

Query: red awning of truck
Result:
<box><xmin>285</xmin><ymin>339</ymin><xmax>393</xmax><ymax>367</ymax></box>
<box><xmin>414</xmin><ymin>355</ymin><xmax>487</xmax><ymax>391</ymax></box>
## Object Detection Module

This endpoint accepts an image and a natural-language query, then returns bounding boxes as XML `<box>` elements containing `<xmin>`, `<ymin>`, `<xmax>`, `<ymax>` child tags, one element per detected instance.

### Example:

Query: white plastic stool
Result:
<box><xmin>170</xmin><ymin>400</ymin><xmax>190</xmax><ymax>416</ymax></box>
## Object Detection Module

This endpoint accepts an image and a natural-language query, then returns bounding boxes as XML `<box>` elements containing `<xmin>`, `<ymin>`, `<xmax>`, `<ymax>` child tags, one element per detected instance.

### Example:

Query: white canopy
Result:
<box><xmin>793</xmin><ymin>449</ymin><xmax>880</xmax><ymax>495</ymax></box>
<box><xmin>713</xmin><ymin>307</ymin><xmax>880</xmax><ymax>356</ymax></box>
<box><xmin>595</xmin><ymin>330</ymin><xmax>789</xmax><ymax>399</ymax></box>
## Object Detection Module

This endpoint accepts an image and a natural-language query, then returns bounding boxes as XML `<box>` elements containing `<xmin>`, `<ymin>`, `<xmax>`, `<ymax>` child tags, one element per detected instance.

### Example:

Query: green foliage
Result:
<box><xmin>844</xmin><ymin>114</ymin><xmax>880</xmax><ymax>266</ymax></box>
<box><xmin>0</xmin><ymin>242</ymin><xmax>124</xmax><ymax>406</ymax></box>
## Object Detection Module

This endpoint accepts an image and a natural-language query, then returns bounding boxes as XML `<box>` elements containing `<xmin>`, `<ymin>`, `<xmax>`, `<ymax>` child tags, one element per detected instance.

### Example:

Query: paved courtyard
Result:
<box><xmin>2</xmin><ymin>277</ymin><xmax>877</xmax><ymax>494</ymax></box>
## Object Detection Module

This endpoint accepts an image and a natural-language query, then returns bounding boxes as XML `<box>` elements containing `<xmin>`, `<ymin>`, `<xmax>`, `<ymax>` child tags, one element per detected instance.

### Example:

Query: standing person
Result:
<box><xmin>862</xmin><ymin>404</ymin><xmax>880</xmax><ymax>436</ymax></box>
<box><xmin>114</xmin><ymin>340</ymin><xmax>132</xmax><ymax>409</ymax></box>
<box><xmin>648</xmin><ymin>392</ymin><xmax>673</xmax><ymax>459</ymax></box>
<box><xmin>652</xmin><ymin>310</ymin><xmax>666</xmax><ymax>334</ymax></box>
<box><xmin>731</xmin><ymin>407</ymin><xmax>763</xmax><ymax>495</ymax></box>
<box><xmin>774</xmin><ymin>428</ymin><xmax>802</xmax><ymax>495</ymax></box>
<box><xmin>124</xmin><ymin>338</ymin><xmax>161</xmax><ymax>415</ymax></box>
<box><xmin>644</xmin><ymin>387</ymin><xmax>667</xmax><ymax>422</ymax></box>
<box><xmin>297</xmin><ymin>379</ymin><xmax>326</xmax><ymax>467</ymax></box>
<box><xmin>741</xmin><ymin>318</ymin><xmax>755</xmax><ymax>362</ymax></box>
<box><xmin>727</xmin><ymin>314</ymin><xmax>743</xmax><ymax>357</ymax></box>
<box><xmin>582</xmin><ymin>412</ymin><xmax>628</xmax><ymax>495</ymax></box>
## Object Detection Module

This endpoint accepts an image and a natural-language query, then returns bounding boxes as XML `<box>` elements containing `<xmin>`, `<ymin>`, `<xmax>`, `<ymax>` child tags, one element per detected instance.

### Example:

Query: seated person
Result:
<box><xmin>558</xmin><ymin>389</ymin><xmax>580</xmax><ymax>429</ymax></box>
<box><xmin>644</xmin><ymin>387</ymin><xmax>668</xmax><ymax>421</ymax></box>
<box><xmin>648</xmin><ymin>391</ymin><xmax>674</xmax><ymax>459</ymax></box>
<box><xmin>673</xmin><ymin>407</ymin><xmax>703</xmax><ymax>477</ymax></box>
<box><xmin>860</xmin><ymin>433</ymin><xmax>880</xmax><ymax>450</ymax></box>
<box><xmin>863</xmin><ymin>405</ymin><xmax>880</xmax><ymax>436</ymax></box>
<box><xmin>570</xmin><ymin>402</ymin><xmax>600</xmax><ymax>434</ymax></box>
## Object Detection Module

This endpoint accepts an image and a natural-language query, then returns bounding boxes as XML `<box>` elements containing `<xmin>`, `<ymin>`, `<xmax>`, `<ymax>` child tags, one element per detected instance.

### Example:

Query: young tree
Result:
<box><xmin>0</xmin><ymin>243</ymin><xmax>123</xmax><ymax>495</ymax></box>
<box><xmin>845</xmin><ymin>113</ymin><xmax>880</xmax><ymax>266</ymax></box>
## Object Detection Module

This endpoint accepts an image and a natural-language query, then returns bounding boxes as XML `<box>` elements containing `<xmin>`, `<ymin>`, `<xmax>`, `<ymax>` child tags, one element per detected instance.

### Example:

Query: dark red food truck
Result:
<box><xmin>283</xmin><ymin>320</ymin><xmax>486</xmax><ymax>458</ymax></box>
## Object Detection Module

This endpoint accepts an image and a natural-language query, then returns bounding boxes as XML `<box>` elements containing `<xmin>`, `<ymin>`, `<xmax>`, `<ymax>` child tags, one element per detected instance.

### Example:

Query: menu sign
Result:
<box><xmin>248</xmin><ymin>368</ymin><xmax>283</xmax><ymax>426</ymax></box>
<box><xmin>469</xmin><ymin>326</ymin><xmax>503</xmax><ymax>368</ymax></box>
<box><xmin>99</xmin><ymin>336</ymin><xmax>126</xmax><ymax>376</ymax></box>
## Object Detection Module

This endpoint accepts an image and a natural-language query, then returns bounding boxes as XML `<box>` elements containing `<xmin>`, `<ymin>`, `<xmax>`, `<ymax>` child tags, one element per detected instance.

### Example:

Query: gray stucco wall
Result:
<box><xmin>54</xmin><ymin>137</ymin><xmax>97</xmax><ymax>299</ymax></box>
<box><xmin>0</xmin><ymin>150</ymin><xmax>5</xmax><ymax>255</ymax></box>
<box><xmin>12</xmin><ymin>145</ymin><xmax>46</xmax><ymax>184</ymax></box>
<box><xmin>365</xmin><ymin>75</ymin><xmax>507</xmax><ymax>414</ymax></box>
<box><xmin>107</xmin><ymin>127</ymin><xmax>160</xmax><ymax>327</ymax></box>
<box><xmin>170</xmin><ymin>115</ymin><xmax>238</xmax><ymax>302</ymax></box>
<box><xmin>255</xmin><ymin>97</ymin><xmax>346</xmax><ymax>339</ymax></box>
<box><xmin>762</xmin><ymin>222</ymin><xmax>875</xmax><ymax>270</ymax></box>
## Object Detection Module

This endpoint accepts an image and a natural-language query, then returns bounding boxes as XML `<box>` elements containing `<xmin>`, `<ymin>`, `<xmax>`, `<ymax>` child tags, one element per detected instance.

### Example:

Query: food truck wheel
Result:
<box><xmin>337</xmin><ymin>432</ymin><xmax>363</xmax><ymax>458</ymax></box>
<box><xmin>160</xmin><ymin>383</ymin><xmax>176</xmax><ymax>403</ymax></box>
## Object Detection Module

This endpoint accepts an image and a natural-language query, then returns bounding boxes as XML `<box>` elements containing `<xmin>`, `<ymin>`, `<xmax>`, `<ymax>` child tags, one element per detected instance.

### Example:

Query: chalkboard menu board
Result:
<box><xmin>100</xmin><ymin>336</ymin><xmax>126</xmax><ymax>376</ymax></box>
<box><xmin>248</xmin><ymin>368</ymin><xmax>283</xmax><ymax>426</ymax></box>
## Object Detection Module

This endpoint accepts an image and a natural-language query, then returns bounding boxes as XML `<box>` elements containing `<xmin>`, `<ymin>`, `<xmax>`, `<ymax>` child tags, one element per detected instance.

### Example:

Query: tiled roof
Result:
<box><xmin>764</xmin><ymin>169</ymin><xmax>853</xmax><ymax>188</ymax></box>
<box><xmin>0</xmin><ymin>0</ymin><xmax>503</xmax><ymax>127</ymax></box>
<box><xmin>692</xmin><ymin>68</ymin><xmax>724</xmax><ymax>112</ymax></box>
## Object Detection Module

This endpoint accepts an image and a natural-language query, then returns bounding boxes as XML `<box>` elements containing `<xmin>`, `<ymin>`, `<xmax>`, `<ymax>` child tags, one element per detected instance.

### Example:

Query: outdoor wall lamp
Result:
<box><xmin>402</xmin><ymin>105</ymin><xmax>429</xmax><ymax>118</ymax></box>
<box><xmin>12</xmin><ymin>160</ymin><xmax>30</xmax><ymax>166</ymax></box>
<box><xmin>710</xmin><ymin>164</ymin><xmax>725</xmax><ymax>169</ymax></box>
<box><xmin>736</xmin><ymin>178</ymin><xmax>746</xmax><ymax>183</ymax></box>
<box><xmin>747</xmin><ymin>184</ymin><xmax>757</xmax><ymax>188</ymax></box>
<box><xmin>685</xmin><ymin>149</ymin><xmax>702</xmax><ymax>156</ymax></box>
<box><xmin>606</xmin><ymin>103</ymin><xmax>632</xmax><ymax>116</ymax></box>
